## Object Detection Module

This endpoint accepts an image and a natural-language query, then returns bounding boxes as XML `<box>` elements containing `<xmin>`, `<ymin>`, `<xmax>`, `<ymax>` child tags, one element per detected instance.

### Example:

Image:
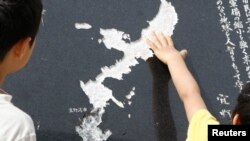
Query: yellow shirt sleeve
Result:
<box><xmin>186</xmin><ymin>109</ymin><xmax>219</xmax><ymax>141</ymax></box>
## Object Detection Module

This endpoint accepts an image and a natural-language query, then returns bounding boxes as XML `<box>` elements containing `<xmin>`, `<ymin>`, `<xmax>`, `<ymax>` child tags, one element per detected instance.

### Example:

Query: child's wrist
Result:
<box><xmin>166</xmin><ymin>55</ymin><xmax>184</xmax><ymax>65</ymax></box>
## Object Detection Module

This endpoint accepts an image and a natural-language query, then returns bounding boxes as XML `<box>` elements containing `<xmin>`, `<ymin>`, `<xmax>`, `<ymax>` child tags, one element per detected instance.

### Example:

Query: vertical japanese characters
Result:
<box><xmin>216</xmin><ymin>94</ymin><xmax>231</xmax><ymax>119</ymax></box>
<box><xmin>216</xmin><ymin>0</ymin><xmax>250</xmax><ymax>119</ymax></box>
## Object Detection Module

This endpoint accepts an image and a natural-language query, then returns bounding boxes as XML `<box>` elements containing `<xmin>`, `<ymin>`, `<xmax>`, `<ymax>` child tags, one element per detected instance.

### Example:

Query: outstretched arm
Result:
<box><xmin>146</xmin><ymin>32</ymin><xmax>207</xmax><ymax>122</ymax></box>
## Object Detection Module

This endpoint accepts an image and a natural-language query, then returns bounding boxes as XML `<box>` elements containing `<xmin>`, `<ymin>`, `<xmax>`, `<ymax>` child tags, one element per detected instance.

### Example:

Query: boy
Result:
<box><xmin>146</xmin><ymin>32</ymin><xmax>249</xmax><ymax>141</ymax></box>
<box><xmin>0</xmin><ymin>0</ymin><xmax>43</xmax><ymax>141</ymax></box>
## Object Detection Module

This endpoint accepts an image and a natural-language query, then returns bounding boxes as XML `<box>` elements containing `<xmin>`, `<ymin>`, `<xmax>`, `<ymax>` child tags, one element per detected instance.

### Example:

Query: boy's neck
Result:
<box><xmin>0</xmin><ymin>73</ymin><xmax>5</xmax><ymax>88</ymax></box>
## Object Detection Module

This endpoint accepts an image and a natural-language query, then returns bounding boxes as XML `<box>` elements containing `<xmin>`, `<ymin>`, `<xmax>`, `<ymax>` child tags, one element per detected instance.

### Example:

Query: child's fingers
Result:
<box><xmin>146</xmin><ymin>38</ymin><xmax>158</xmax><ymax>51</ymax></box>
<box><xmin>150</xmin><ymin>32</ymin><xmax>162</xmax><ymax>48</ymax></box>
<box><xmin>157</xmin><ymin>32</ymin><xmax>168</xmax><ymax>47</ymax></box>
<box><xmin>166</xmin><ymin>36</ymin><xmax>174</xmax><ymax>47</ymax></box>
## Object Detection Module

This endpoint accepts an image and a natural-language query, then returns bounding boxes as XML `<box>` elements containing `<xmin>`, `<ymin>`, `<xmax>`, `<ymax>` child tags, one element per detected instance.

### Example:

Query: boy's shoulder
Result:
<box><xmin>0</xmin><ymin>94</ymin><xmax>33</xmax><ymax>121</ymax></box>
<box><xmin>0</xmin><ymin>94</ymin><xmax>36</xmax><ymax>141</ymax></box>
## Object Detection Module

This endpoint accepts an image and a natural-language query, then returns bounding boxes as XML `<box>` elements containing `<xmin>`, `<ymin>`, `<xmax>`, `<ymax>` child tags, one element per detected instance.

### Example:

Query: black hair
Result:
<box><xmin>232</xmin><ymin>82</ymin><xmax>250</xmax><ymax>124</ymax></box>
<box><xmin>0</xmin><ymin>0</ymin><xmax>43</xmax><ymax>62</ymax></box>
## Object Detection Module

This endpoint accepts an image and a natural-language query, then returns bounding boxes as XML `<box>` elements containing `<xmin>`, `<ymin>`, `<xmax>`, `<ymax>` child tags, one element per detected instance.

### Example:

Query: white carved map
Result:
<box><xmin>75</xmin><ymin>0</ymin><xmax>178</xmax><ymax>140</ymax></box>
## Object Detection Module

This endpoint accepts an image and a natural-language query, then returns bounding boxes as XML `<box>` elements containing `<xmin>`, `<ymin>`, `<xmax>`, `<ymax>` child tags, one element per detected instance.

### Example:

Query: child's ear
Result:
<box><xmin>232</xmin><ymin>113</ymin><xmax>241</xmax><ymax>125</ymax></box>
<box><xmin>13</xmin><ymin>37</ymin><xmax>32</xmax><ymax>59</ymax></box>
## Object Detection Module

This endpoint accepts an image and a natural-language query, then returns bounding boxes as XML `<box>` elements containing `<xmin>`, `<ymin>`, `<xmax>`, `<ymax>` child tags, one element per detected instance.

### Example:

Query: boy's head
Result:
<box><xmin>0</xmin><ymin>0</ymin><xmax>42</xmax><ymax>74</ymax></box>
<box><xmin>232</xmin><ymin>83</ymin><xmax>250</xmax><ymax>124</ymax></box>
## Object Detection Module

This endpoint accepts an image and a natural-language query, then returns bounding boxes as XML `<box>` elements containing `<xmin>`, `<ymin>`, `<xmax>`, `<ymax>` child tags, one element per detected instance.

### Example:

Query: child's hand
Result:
<box><xmin>146</xmin><ymin>32</ymin><xmax>187</xmax><ymax>65</ymax></box>
<box><xmin>147</xmin><ymin>32</ymin><xmax>207</xmax><ymax>123</ymax></box>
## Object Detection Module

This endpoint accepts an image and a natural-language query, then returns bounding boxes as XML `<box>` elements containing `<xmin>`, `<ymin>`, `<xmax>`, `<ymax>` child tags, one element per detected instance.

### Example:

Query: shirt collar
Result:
<box><xmin>0</xmin><ymin>89</ymin><xmax>12</xmax><ymax>103</ymax></box>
